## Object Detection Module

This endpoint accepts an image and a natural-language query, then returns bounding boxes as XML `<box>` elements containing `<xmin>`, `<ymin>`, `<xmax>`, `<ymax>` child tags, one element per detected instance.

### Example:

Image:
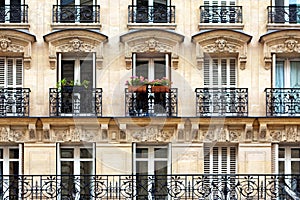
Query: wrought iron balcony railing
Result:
<box><xmin>128</xmin><ymin>5</ymin><xmax>175</xmax><ymax>23</ymax></box>
<box><xmin>265</xmin><ymin>88</ymin><xmax>300</xmax><ymax>117</ymax></box>
<box><xmin>0</xmin><ymin>88</ymin><xmax>30</xmax><ymax>117</ymax></box>
<box><xmin>268</xmin><ymin>6</ymin><xmax>300</xmax><ymax>23</ymax></box>
<box><xmin>0</xmin><ymin>5</ymin><xmax>28</xmax><ymax>23</ymax></box>
<box><xmin>195</xmin><ymin>88</ymin><xmax>248</xmax><ymax>117</ymax></box>
<box><xmin>0</xmin><ymin>174</ymin><xmax>299</xmax><ymax>199</ymax></box>
<box><xmin>52</xmin><ymin>5</ymin><xmax>100</xmax><ymax>23</ymax></box>
<box><xmin>49</xmin><ymin>87</ymin><xmax>102</xmax><ymax>117</ymax></box>
<box><xmin>200</xmin><ymin>6</ymin><xmax>243</xmax><ymax>23</ymax></box>
<box><xmin>125</xmin><ymin>85</ymin><xmax>177</xmax><ymax>117</ymax></box>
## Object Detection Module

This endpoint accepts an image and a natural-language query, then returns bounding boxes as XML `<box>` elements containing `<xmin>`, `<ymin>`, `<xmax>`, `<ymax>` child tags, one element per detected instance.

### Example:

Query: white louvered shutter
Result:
<box><xmin>7</xmin><ymin>59</ymin><xmax>13</xmax><ymax>87</ymax></box>
<box><xmin>0</xmin><ymin>58</ymin><xmax>5</xmax><ymax>87</ymax></box>
<box><xmin>15</xmin><ymin>59</ymin><xmax>23</xmax><ymax>87</ymax></box>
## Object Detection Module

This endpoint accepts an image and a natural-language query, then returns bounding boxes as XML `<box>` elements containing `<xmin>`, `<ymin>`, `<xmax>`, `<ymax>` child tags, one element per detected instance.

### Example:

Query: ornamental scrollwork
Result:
<box><xmin>58</xmin><ymin>38</ymin><xmax>95</xmax><ymax>52</ymax></box>
<box><xmin>131</xmin><ymin>127</ymin><xmax>174</xmax><ymax>142</ymax></box>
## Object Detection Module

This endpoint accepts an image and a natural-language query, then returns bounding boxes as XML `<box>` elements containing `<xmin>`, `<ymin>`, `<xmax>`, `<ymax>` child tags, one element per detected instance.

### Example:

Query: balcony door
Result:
<box><xmin>203</xmin><ymin>0</ymin><xmax>236</xmax><ymax>23</ymax></box>
<box><xmin>0</xmin><ymin>145</ymin><xmax>22</xmax><ymax>199</ymax></box>
<box><xmin>57</xmin><ymin>144</ymin><xmax>95</xmax><ymax>199</ymax></box>
<box><xmin>134</xmin><ymin>0</ymin><xmax>169</xmax><ymax>23</ymax></box>
<box><xmin>133</xmin><ymin>144</ymin><xmax>171</xmax><ymax>199</ymax></box>
<box><xmin>59</xmin><ymin>0</ymin><xmax>94</xmax><ymax>22</ymax></box>
<box><xmin>58</xmin><ymin>53</ymin><xmax>95</xmax><ymax>115</ymax></box>
<box><xmin>275</xmin><ymin>60</ymin><xmax>300</xmax><ymax>88</ymax></box>
<box><xmin>273</xmin><ymin>0</ymin><xmax>300</xmax><ymax>23</ymax></box>
<box><xmin>0</xmin><ymin>0</ymin><xmax>23</xmax><ymax>23</ymax></box>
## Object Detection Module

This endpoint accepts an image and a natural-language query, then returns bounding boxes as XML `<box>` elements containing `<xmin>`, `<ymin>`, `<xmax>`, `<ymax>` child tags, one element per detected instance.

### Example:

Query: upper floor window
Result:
<box><xmin>53</xmin><ymin>0</ymin><xmax>99</xmax><ymax>23</ymax></box>
<box><xmin>268</xmin><ymin>0</ymin><xmax>300</xmax><ymax>23</ymax></box>
<box><xmin>275</xmin><ymin>59</ymin><xmax>300</xmax><ymax>88</ymax></box>
<box><xmin>0</xmin><ymin>57</ymin><xmax>23</xmax><ymax>87</ymax></box>
<box><xmin>0</xmin><ymin>0</ymin><xmax>28</xmax><ymax>23</ymax></box>
<box><xmin>200</xmin><ymin>0</ymin><xmax>242</xmax><ymax>24</ymax></box>
<box><xmin>129</xmin><ymin>0</ymin><xmax>175</xmax><ymax>23</ymax></box>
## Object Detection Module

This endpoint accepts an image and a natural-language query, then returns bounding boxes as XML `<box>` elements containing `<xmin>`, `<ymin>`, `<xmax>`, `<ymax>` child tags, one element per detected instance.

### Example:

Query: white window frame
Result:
<box><xmin>132</xmin><ymin>53</ymin><xmax>170</xmax><ymax>80</ymax></box>
<box><xmin>0</xmin><ymin>57</ymin><xmax>23</xmax><ymax>88</ymax></box>
<box><xmin>0</xmin><ymin>145</ymin><xmax>22</xmax><ymax>199</ymax></box>
<box><xmin>204</xmin><ymin>57</ymin><xmax>237</xmax><ymax>88</ymax></box>
<box><xmin>278</xmin><ymin>146</ymin><xmax>300</xmax><ymax>174</ymax></box>
<box><xmin>272</xmin><ymin>55</ymin><xmax>300</xmax><ymax>88</ymax></box>
<box><xmin>58</xmin><ymin>53</ymin><xmax>96</xmax><ymax>88</ymax></box>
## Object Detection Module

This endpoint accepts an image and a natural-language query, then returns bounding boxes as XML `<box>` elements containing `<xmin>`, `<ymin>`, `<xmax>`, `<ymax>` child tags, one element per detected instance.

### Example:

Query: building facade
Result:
<box><xmin>0</xmin><ymin>0</ymin><xmax>299</xmax><ymax>199</ymax></box>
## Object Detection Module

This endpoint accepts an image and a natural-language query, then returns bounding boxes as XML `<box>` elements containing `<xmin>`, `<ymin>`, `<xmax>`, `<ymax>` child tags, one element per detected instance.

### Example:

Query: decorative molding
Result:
<box><xmin>131</xmin><ymin>127</ymin><xmax>174</xmax><ymax>142</ymax></box>
<box><xmin>259</xmin><ymin>124</ymin><xmax>267</xmax><ymax>141</ymax></box>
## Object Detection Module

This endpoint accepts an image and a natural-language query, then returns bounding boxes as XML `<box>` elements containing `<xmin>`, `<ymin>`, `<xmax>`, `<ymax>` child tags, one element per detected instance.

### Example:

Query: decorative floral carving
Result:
<box><xmin>131</xmin><ymin>39</ymin><xmax>172</xmax><ymax>53</ymax></box>
<box><xmin>270</xmin><ymin>131</ymin><xmax>282</xmax><ymax>141</ymax></box>
<box><xmin>203</xmin><ymin>39</ymin><xmax>238</xmax><ymax>53</ymax></box>
<box><xmin>229</xmin><ymin>131</ymin><xmax>241</xmax><ymax>142</ymax></box>
<box><xmin>131</xmin><ymin>127</ymin><xmax>173</xmax><ymax>142</ymax></box>
<box><xmin>58</xmin><ymin>39</ymin><xmax>94</xmax><ymax>52</ymax></box>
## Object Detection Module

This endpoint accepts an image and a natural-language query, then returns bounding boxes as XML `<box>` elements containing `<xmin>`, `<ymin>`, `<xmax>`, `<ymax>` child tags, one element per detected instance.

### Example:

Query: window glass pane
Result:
<box><xmin>0</xmin><ymin>149</ymin><xmax>2</xmax><ymax>159</ymax></box>
<box><xmin>61</xmin><ymin>61</ymin><xmax>75</xmax><ymax>84</ymax></box>
<box><xmin>80</xmin><ymin>148</ymin><xmax>93</xmax><ymax>158</ymax></box>
<box><xmin>61</xmin><ymin>148</ymin><xmax>74</xmax><ymax>158</ymax></box>
<box><xmin>291</xmin><ymin>161</ymin><xmax>300</xmax><ymax>174</ymax></box>
<box><xmin>279</xmin><ymin>148</ymin><xmax>285</xmax><ymax>158</ymax></box>
<box><xmin>80</xmin><ymin>161</ymin><xmax>93</xmax><ymax>175</ymax></box>
<box><xmin>290</xmin><ymin>61</ymin><xmax>300</xmax><ymax>88</ymax></box>
<box><xmin>136</xmin><ymin>148</ymin><xmax>148</xmax><ymax>158</ymax></box>
<box><xmin>136</xmin><ymin>161</ymin><xmax>148</xmax><ymax>174</ymax></box>
<box><xmin>9</xmin><ymin>161</ymin><xmax>19</xmax><ymax>175</ymax></box>
<box><xmin>61</xmin><ymin>161</ymin><xmax>74</xmax><ymax>174</ymax></box>
<box><xmin>154</xmin><ymin>61</ymin><xmax>166</xmax><ymax>80</ymax></box>
<box><xmin>154</xmin><ymin>148</ymin><xmax>167</xmax><ymax>158</ymax></box>
<box><xmin>61</xmin><ymin>0</ymin><xmax>75</xmax><ymax>6</ymax></box>
<box><xmin>136</xmin><ymin>61</ymin><xmax>149</xmax><ymax>80</ymax></box>
<box><xmin>0</xmin><ymin>161</ymin><xmax>2</xmax><ymax>175</ymax></box>
<box><xmin>279</xmin><ymin>161</ymin><xmax>285</xmax><ymax>174</ymax></box>
<box><xmin>155</xmin><ymin>161</ymin><xmax>167</xmax><ymax>175</ymax></box>
<box><xmin>80</xmin><ymin>0</ymin><xmax>93</xmax><ymax>5</ymax></box>
<box><xmin>80</xmin><ymin>60</ymin><xmax>93</xmax><ymax>87</ymax></box>
<box><xmin>291</xmin><ymin>148</ymin><xmax>300</xmax><ymax>158</ymax></box>
<box><xmin>9</xmin><ymin>149</ymin><xmax>18</xmax><ymax>159</ymax></box>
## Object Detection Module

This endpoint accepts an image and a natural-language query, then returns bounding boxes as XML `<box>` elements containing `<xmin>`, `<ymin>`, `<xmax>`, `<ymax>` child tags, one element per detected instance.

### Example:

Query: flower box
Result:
<box><xmin>151</xmin><ymin>85</ymin><xmax>170</xmax><ymax>93</ymax></box>
<box><xmin>128</xmin><ymin>85</ymin><xmax>147</xmax><ymax>93</ymax></box>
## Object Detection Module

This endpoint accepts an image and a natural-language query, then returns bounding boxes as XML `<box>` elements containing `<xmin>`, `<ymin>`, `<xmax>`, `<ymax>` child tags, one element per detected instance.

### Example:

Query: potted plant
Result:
<box><xmin>149</xmin><ymin>77</ymin><xmax>171</xmax><ymax>93</ymax></box>
<box><xmin>125</xmin><ymin>76</ymin><xmax>148</xmax><ymax>93</ymax></box>
<box><xmin>56</xmin><ymin>78</ymin><xmax>90</xmax><ymax>92</ymax></box>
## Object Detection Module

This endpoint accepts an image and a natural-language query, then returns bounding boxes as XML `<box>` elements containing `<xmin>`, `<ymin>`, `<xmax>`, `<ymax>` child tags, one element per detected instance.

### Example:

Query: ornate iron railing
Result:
<box><xmin>0</xmin><ymin>174</ymin><xmax>299</xmax><ymax>199</ymax></box>
<box><xmin>265</xmin><ymin>88</ymin><xmax>300</xmax><ymax>117</ymax></box>
<box><xmin>52</xmin><ymin>5</ymin><xmax>100</xmax><ymax>23</ymax></box>
<box><xmin>125</xmin><ymin>86</ymin><xmax>177</xmax><ymax>117</ymax></box>
<box><xmin>200</xmin><ymin>6</ymin><xmax>243</xmax><ymax>23</ymax></box>
<box><xmin>268</xmin><ymin>6</ymin><xmax>300</xmax><ymax>23</ymax></box>
<box><xmin>195</xmin><ymin>88</ymin><xmax>248</xmax><ymax>117</ymax></box>
<box><xmin>128</xmin><ymin>5</ymin><xmax>175</xmax><ymax>23</ymax></box>
<box><xmin>0</xmin><ymin>4</ymin><xmax>28</xmax><ymax>23</ymax></box>
<box><xmin>0</xmin><ymin>88</ymin><xmax>30</xmax><ymax>117</ymax></box>
<box><xmin>49</xmin><ymin>87</ymin><xmax>102</xmax><ymax>117</ymax></box>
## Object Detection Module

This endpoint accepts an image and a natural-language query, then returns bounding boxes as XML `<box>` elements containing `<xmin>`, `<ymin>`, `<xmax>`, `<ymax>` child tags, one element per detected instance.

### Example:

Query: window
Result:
<box><xmin>204</xmin><ymin>58</ymin><xmax>236</xmax><ymax>88</ymax></box>
<box><xmin>273</xmin><ymin>0</ymin><xmax>300</xmax><ymax>23</ymax></box>
<box><xmin>133</xmin><ymin>144</ymin><xmax>170</xmax><ymax>199</ymax></box>
<box><xmin>0</xmin><ymin>57</ymin><xmax>23</xmax><ymax>88</ymax></box>
<box><xmin>58</xmin><ymin>53</ymin><xmax>95</xmax><ymax>115</ymax></box>
<box><xmin>0</xmin><ymin>145</ymin><xmax>22</xmax><ymax>199</ymax></box>
<box><xmin>203</xmin><ymin>0</ymin><xmax>237</xmax><ymax>23</ymax></box>
<box><xmin>278</xmin><ymin>147</ymin><xmax>300</xmax><ymax>196</ymax></box>
<box><xmin>58</xmin><ymin>0</ymin><xmax>95</xmax><ymax>23</ymax></box>
<box><xmin>134</xmin><ymin>0</ymin><xmax>170</xmax><ymax>23</ymax></box>
<box><xmin>0</xmin><ymin>0</ymin><xmax>24</xmax><ymax>23</ymax></box>
<box><xmin>275</xmin><ymin>59</ymin><xmax>300</xmax><ymax>88</ymax></box>
<box><xmin>57</xmin><ymin>144</ymin><xmax>95</xmax><ymax>199</ymax></box>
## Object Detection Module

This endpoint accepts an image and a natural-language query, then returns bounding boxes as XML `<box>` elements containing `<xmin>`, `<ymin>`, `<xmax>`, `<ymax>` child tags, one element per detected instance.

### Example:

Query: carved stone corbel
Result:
<box><xmin>49</xmin><ymin>56</ymin><xmax>56</xmax><ymax>70</ymax></box>
<box><xmin>259</xmin><ymin>124</ymin><xmax>267</xmax><ymax>141</ymax></box>
<box><xmin>264</xmin><ymin>56</ymin><xmax>272</xmax><ymax>70</ymax></box>
<box><xmin>196</xmin><ymin>56</ymin><xmax>204</xmax><ymax>70</ymax></box>
<box><xmin>119</xmin><ymin>124</ymin><xmax>127</xmax><ymax>142</ymax></box>
<box><xmin>177</xmin><ymin>123</ymin><xmax>185</xmax><ymax>141</ymax></box>
<box><xmin>245</xmin><ymin>124</ymin><xmax>253</xmax><ymax>142</ymax></box>
<box><xmin>101</xmin><ymin>124</ymin><xmax>108</xmax><ymax>141</ymax></box>
<box><xmin>172</xmin><ymin>55</ymin><xmax>179</xmax><ymax>70</ymax></box>
<box><xmin>28</xmin><ymin>124</ymin><xmax>36</xmax><ymax>141</ymax></box>
<box><xmin>23</xmin><ymin>56</ymin><xmax>31</xmax><ymax>70</ymax></box>
<box><xmin>239</xmin><ymin>55</ymin><xmax>247</xmax><ymax>70</ymax></box>
<box><xmin>96</xmin><ymin>57</ymin><xmax>103</xmax><ymax>70</ymax></box>
<box><xmin>43</xmin><ymin>124</ymin><xmax>50</xmax><ymax>141</ymax></box>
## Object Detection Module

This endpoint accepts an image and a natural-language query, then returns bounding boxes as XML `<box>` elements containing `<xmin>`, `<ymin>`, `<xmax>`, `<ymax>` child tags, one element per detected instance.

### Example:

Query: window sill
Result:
<box><xmin>127</xmin><ymin>23</ymin><xmax>177</xmax><ymax>30</ymax></box>
<box><xmin>267</xmin><ymin>23</ymin><xmax>300</xmax><ymax>30</ymax></box>
<box><xmin>51</xmin><ymin>23</ymin><xmax>102</xmax><ymax>30</ymax></box>
<box><xmin>198</xmin><ymin>23</ymin><xmax>244</xmax><ymax>30</ymax></box>
<box><xmin>0</xmin><ymin>23</ymin><xmax>30</xmax><ymax>30</ymax></box>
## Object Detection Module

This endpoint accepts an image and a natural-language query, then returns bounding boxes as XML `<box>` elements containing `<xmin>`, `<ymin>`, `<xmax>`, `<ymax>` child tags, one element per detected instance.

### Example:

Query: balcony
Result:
<box><xmin>195</xmin><ymin>88</ymin><xmax>248</xmax><ymax>117</ymax></box>
<box><xmin>268</xmin><ymin>6</ymin><xmax>300</xmax><ymax>24</ymax></box>
<box><xmin>49</xmin><ymin>87</ymin><xmax>102</xmax><ymax>117</ymax></box>
<box><xmin>265</xmin><ymin>88</ymin><xmax>300</xmax><ymax>117</ymax></box>
<box><xmin>0</xmin><ymin>4</ymin><xmax>28</xmax><ymax>23</ymax></box>
<box><xmin>0</xmin><ymin>174</ymin><xmax>299</xmax><ymax>199</ymax></box>
<box><xmin>125</xmin><ymin>85</ymin><xmax>177</xmax><ymax>117</ymax></box>
<box><xmin>128</xmin><ymin>5</ymin><xmax>175</xmax><ymax>23</ymax></box>
<box><xmin>0</xmin><ymin>88</ymin><xmax>30</xmax><ymax>117</ymax></box>
<box><xmin>52</xmin><ymin>5</ymin><xmax>100</xmax><ymax>23</ymax></box>
<box><xmin>200</xmin><ymin>6</ymin><xmax>243</xmax><ymax>24</ymax></box>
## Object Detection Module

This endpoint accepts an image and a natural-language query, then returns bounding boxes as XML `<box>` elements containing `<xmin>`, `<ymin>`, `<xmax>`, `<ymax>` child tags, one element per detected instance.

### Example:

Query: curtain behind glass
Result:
<box><xmin>275</xmin><ymin>61</ymin><xmax>285</xmax><ymax>88</ymax></box>
<box><xmin>290</xmin><ymin>61</ymin><xmax>300</xmax><ymax>88</ymax></box>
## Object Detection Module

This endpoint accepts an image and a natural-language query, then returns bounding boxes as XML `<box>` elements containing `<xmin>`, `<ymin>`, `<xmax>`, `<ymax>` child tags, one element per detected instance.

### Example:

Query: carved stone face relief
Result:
<box><xmin>0</xmin><ymin>36</ymin><xmax>10</xmax><ymax>50</ymax></box>
<box><xmin>285</xmin><ymin>39</ymin><xmax>298</xmax><ymax>51</ymax></box>
<box><xmin>215</xmin><ymin>38</ymin><xmax>227</xmax><ymax>51</ymax></box>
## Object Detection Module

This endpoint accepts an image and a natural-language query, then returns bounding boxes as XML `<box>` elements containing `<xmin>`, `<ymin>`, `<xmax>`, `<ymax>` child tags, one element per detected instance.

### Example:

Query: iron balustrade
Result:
<box><xmin>268</xmin><ymin>6</ymin><xmax>300</xmax><ymax>23</ymax></box>
<box><xmin>52</xmin><ymin>5</ymin><xmax>100</xmax><ymax>23</ymax></box>
<box><xmin>128</xmin><ymin>5</ymin><xmax>175</xmax><ymax>23</ymax></box>
<box><xmin>195</xmin><ymin>88</ymin><xmax>248</xmax><ymax>117</ymax></box>
<box><xmin>125</xmin><ymin>86</ymin><xmax>177</xmax><ymax>117</ymax></box>
<box><xmin>265</xmin><ymin>88</ymin><xmax>300</xmax><ymax>117</ymax></box>
<box><xmin>200</xmin><ymin>6</ymin><xmax>242</xmax><ymax>23</ymax></box>
<box><xmin>0</xmin><ymin>88</ymin><xmax>30</xmax><ymax>117</ymax></box>
<box><xmin>0</xmin><ymin>174</ymin><xmax>299</xmax><ymax>199</ymax></box>
<box><xmin>0</xmin><ymin>4</ymin><xmax>28</xmax><ymax>23</ymax></box>
<box><xmin>49</xmin><ymin>87</ymin><xmax>102</xmax><ymax>117</ymax></box>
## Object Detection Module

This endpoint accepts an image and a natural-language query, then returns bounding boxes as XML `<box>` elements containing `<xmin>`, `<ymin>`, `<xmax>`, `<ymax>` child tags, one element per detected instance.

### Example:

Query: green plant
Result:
<box><xmin>125</xmin><ymin>76</ymin><xmax>148</xmax><ymax>86</ymax></box>
<box><xmin>56</xmin><ymin>78</ymin><xmax>90</xmax><ymax>89</ymax></box>
<box><xmin>149</xmin><ymin>77</ymin><xmax>172</xmax><ymax>86</ymax></box>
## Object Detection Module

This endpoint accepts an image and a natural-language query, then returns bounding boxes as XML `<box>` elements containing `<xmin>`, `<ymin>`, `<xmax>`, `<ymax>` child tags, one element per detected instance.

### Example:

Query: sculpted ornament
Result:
<box><xmin>270</xmin><ymin>130</ymin><xmax>282</xmax><ymax>141</ymax></box>
<box><xmin>203</xmin><ymin>38</ymin><xmax>237</xmax><ymax>53</ymax></box>
<box><xmin>0</xmin><ymin>36</ymin><xmax>23</xmax><ymax>52</ymax></box>
<box><xmin>271</xmin><ymin>39</ymin><xmax>300</xmax><ymax>53</ymax></box>
<box><xmin>58</xmin><ymin>38</ymin><xmax>94</xmax><ymax>52</ymax></box>
<box><xmin>132</xmin><ymin>39</ymin><xmax>172</xmax><ymax>53</ymax></box>
<box><xmin>131</xmin><ymin>127</ymin><xmax>173</xmax><ymax>142</ymax></box>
